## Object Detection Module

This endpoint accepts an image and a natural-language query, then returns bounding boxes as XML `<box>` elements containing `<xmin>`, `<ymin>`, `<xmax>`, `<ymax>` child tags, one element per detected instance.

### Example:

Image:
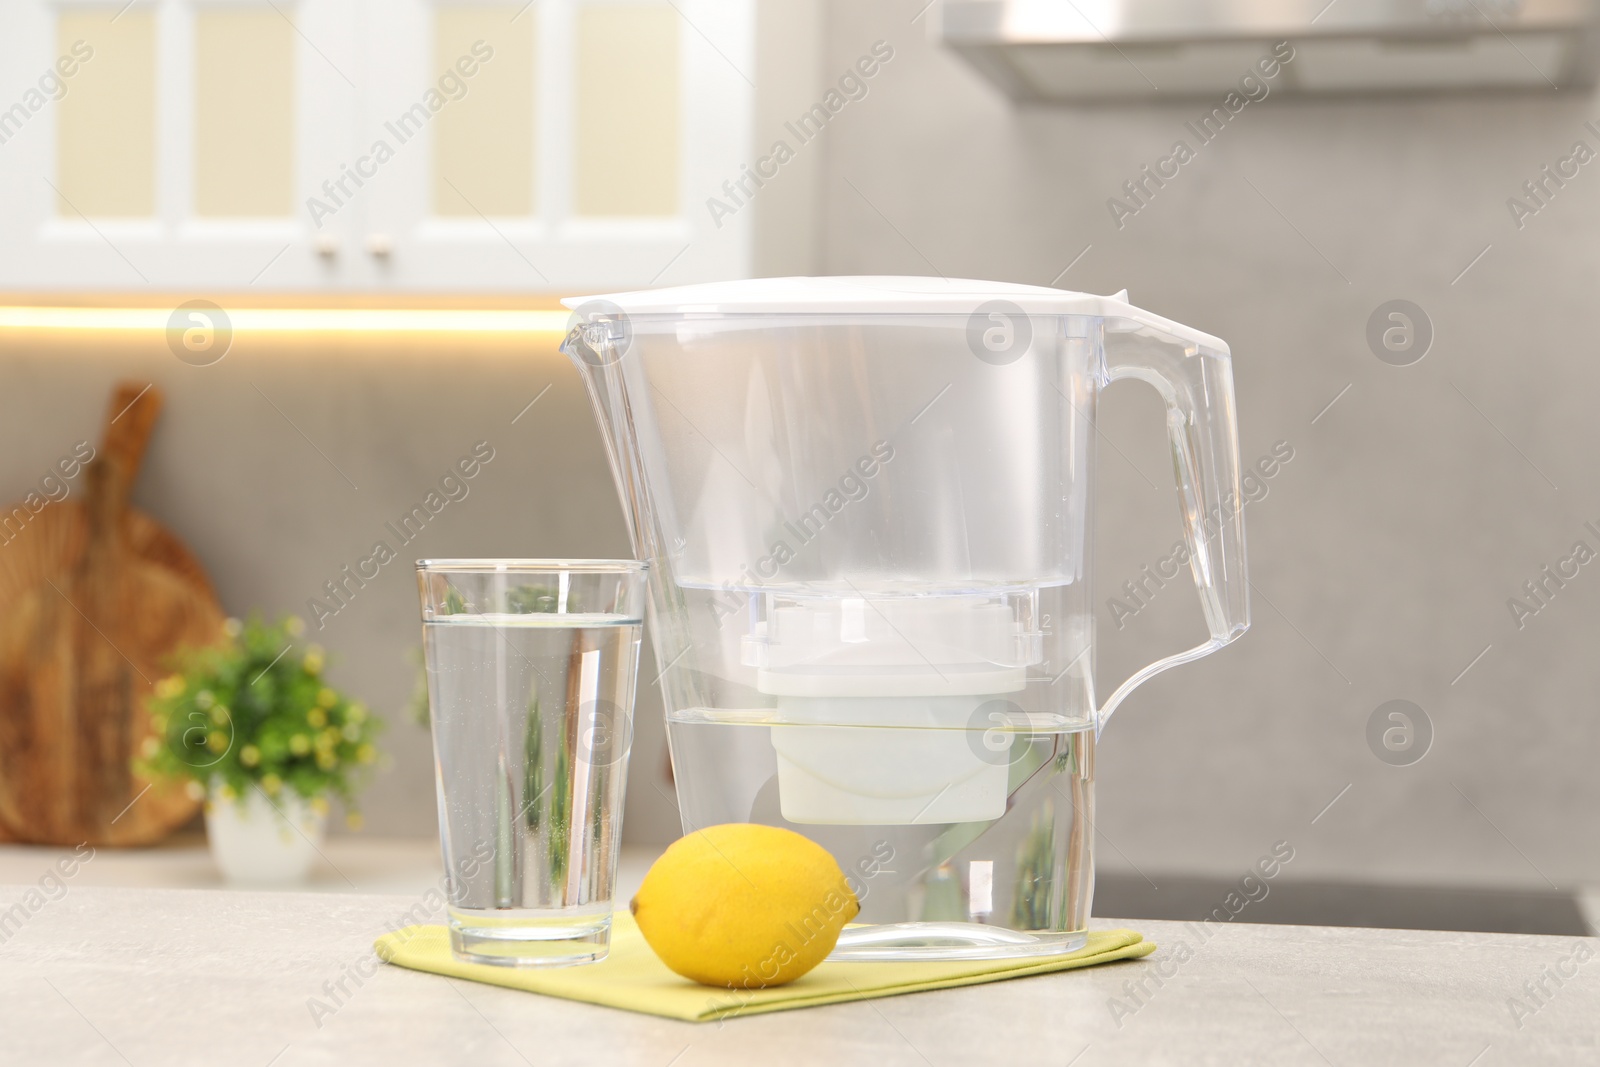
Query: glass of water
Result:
<box><xmin>417</xmin><ymin>559</ymin><xmax>647</xmax><ymax>967</ymax></box>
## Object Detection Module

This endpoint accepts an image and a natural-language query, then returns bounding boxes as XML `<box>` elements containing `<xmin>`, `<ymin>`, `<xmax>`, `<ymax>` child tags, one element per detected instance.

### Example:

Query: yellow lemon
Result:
<box><xmin>630</xmin><ymin>824</ymin><xmax>858</xmax><ymax>988</ymax></box>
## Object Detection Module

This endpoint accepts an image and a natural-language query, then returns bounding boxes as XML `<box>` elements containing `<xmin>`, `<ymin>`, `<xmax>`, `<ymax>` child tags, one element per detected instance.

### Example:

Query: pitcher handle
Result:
<box><xmin>1095</xmin><ymin>305</ymin><xmax>1249</xmax><ymax>732</ymax></box>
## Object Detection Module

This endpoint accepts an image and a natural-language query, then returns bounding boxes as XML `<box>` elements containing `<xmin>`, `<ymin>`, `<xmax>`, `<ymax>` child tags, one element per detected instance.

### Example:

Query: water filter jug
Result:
<box><xmin>564</xmin><ymin>276</ymin><xmax>1247</xmax><ymax>959</ymax></box>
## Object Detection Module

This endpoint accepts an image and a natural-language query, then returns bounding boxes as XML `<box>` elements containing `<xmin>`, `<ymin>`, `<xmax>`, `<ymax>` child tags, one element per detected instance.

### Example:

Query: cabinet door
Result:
<box><xmin>0</xmin><ymin>0</ymin><xmax>360</xmax><ymax>290</ymax></box>
<box><xmin>359</xmin><ymin>0</ymin><xmax>754</xmax><ymax>291</ymax></box>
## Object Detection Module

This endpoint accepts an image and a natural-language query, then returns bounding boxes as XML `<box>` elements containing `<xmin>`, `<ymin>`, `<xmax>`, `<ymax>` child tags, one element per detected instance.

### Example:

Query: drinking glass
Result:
<box><xmin>417</xmin><ymin>559</ymin><xmax>646</xmax><ymax>966</ymax></box>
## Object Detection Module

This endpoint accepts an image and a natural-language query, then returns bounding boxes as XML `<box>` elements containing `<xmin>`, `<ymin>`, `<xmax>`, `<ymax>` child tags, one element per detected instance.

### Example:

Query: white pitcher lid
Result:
<box><xmin>561</xmin><ymin>276</ymin><xmax>1227</xmax><ymax>352</ymax></box>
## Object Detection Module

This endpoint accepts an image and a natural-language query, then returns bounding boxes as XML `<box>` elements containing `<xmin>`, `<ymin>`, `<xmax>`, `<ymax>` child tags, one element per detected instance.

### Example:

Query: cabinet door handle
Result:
<box><xmin>367</xmin><ymin>233</ymin><xmax>393</xmax><ymax>257</ymax></box>
<box><xmin>314</xmin><ymin>234</ymin><xmax>340</xmax><ymax>258</ymax></box>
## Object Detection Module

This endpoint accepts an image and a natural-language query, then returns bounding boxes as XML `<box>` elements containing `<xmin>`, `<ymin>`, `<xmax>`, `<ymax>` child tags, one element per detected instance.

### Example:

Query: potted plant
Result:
<box><xmin>137</xmin><ymin>615</ymin><xmax>381</xmax><ymax>886</ymax></box>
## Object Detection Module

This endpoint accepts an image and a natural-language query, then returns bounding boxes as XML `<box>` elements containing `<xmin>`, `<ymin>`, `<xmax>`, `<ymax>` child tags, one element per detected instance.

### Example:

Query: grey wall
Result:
<box><xmin>816</xmin><ymin>5</ymin><xmax>1600</xmax><ymax>889</ymax></box>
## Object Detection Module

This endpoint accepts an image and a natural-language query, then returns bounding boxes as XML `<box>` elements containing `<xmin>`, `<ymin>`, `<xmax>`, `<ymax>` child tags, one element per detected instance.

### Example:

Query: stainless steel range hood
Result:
<box><xmin>935</xmin><ymin>0</ymin><xmax>1600</xmax><ymax>100</ymax></box>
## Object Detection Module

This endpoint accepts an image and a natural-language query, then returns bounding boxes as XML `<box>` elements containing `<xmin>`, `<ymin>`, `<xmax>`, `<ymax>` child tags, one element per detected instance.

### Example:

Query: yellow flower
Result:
<box><xmin>222</xmin><ymin>617</ymin><xmax>242</xmax><ymax>638</ymax></box>
<box><xmin>347</xmin><ymin>703</ymin><xmax>366</xmax><ymax>724</ymax></box>
<box><xmin>155</xmin><ymin>675</ymin><xmax>184</xmax><ymax>700</ymax></box>
<box><xmin>239</xmin><ymin>745</ymin><xmax>260</xmax><ymax>768</ymax></box>
<box><xmin>317</xmin><ymin>687</ymin><xmax>338</xmax><ymax>709</ymax></box>
<box><xmin>195</xmin><ymin>689</ymin><xmax>215</xmax><ymax>710</ymax></box>
<box><xmin>209</xmin><ymin>705</ymin><xmax>229</xmax><ymax>725</ymax></box>
<box><xmin>345</xmin><ymin>812</ymin><xmax>364</xmax><ymax>831</ymax></box>
<box><xmin>320</xmin><ymin>728</ymin><xmax>340</xmax><ymax>748</ymax></box>
<box><xmin>342</xmin><ymin>723</ymin><xmax>361</xmax><ymax>742</ymax></box>
<box><xmin>289</xmin><ymin>734</ymin><xmax>310</xmax><ymax>756</ymax></box>
<box><xmin>303</xmin><ymin>647</ymin><xmax>325</xmax><ymax>675</ymax></box>
<box><xmin>216</xmin><ymin>783</ymin><xmax>235</xmax><ymax>801</ymax></box>
<box><xmin>206</xmin><ymin>731</ymin><xmax>228</xmax><ymax>753</ymax></box>
<box><xmin>307</xmin><ymin>708</ymin><xmax>327</xmax><ymax>729</ymax></box>
<box><xmin>315</xmin><ymin>752</ymin><xmax>336</xmax><ymax>771</ymax></box>
<box><xmin>261</xmin><ymin>773</ymin><xmax>282</xmax><ymax>795</ymax></box>
<box><xmin>286</xmin><ymin>616</ymin><xmax>306</xmax><ymax>637</ymax></box>
<box><xmin>310</xmin><ymin>796</ymin><xmax>330</xmax><ymax>815</ymax></box>
<box><xmin>356</xmin><ymin>743</ymin><xmax>376</xmax><ymax>765</ymax></box>
<box><xmin>139</xmin><ymin>737</ymin><xmax>159</xmax><ymax>759</ymax></box>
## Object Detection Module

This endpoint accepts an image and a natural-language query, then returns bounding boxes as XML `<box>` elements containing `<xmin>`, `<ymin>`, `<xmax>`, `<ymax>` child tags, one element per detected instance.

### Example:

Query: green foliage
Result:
<box><xmin>1010</xmin><ymin>804</ymin><xmax>1057</xmax><ymax>929</ymax></box>
<box><xmin>505</xmin><ymin>583</ymin><xmax>560</xmax><ymax>614</ymax></box>
<box><xmin>406</xmin><ymin>646</ymin><xmax>431</xmax><ymax>727</ymax></box>
<box><xmin>134</xmin><ymin>615</ymin><xmax>382</xmax><ymax>824</ymax></box>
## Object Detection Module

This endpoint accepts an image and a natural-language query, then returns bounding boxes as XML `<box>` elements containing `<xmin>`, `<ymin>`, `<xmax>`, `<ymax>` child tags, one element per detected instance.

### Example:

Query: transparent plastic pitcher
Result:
<box><xmin>563</xmin><ymin>277</ymin><xmax>1247</xmax><ymax>960</ymax></box>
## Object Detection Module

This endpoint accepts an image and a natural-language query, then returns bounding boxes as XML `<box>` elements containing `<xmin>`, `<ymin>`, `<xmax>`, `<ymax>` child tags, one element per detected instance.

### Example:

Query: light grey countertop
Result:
<box><xmin>1</xmin><ymin>879</ymin><xmax>1597</xmax><ymax>1066</ymax></box>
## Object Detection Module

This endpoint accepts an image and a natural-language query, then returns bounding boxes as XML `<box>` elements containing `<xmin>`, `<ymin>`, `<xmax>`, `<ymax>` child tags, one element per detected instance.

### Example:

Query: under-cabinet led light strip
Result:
<box><xmin>0</xmin><ymin>307</ymin><xmax>572</xmax><ymax>333</ymax></box>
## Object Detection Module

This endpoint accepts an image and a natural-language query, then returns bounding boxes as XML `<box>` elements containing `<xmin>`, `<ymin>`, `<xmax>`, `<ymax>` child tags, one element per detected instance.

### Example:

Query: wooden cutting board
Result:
<box><xmin>0</xmin><ymin>382</ymin><xmax>224</xmax><ymax>845</ymax></box>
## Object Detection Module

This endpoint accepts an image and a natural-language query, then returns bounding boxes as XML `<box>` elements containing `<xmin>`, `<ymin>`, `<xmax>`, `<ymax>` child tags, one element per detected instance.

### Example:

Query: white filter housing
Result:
<box><xmin>770</xmin><ymin>696</ymin><xmax>1015</xmax><ymax>824</ymax></box>
<box><xmin>752</xmin><ymin>594</ymin><xmax>1034</xmax><ymax>824</ymax></box>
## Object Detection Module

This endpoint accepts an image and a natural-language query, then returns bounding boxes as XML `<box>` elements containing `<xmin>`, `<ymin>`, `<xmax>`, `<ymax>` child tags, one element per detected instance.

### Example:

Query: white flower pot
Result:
<box><xmin>205</xmin><ymin>785</ymin><xmax>327</xmax><ymax>886</ymax></box>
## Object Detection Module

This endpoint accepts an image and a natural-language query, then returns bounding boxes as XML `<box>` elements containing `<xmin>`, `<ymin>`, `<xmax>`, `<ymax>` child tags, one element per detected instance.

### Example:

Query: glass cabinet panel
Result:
<box><xmin>56</xmin><ymin>9</ymin><xmax>156</xmax><ymax>217</ymax></box>
<box><xmin>194</xmin><ymin>7</ymin><xmax>296</xmax><ymax>217</ymax></box>
<box><xmin>432</xmin><ymin>6</ymin><xmax>537</xmax><ymax>218</ymax></box>
<box><xmin>573</xmin><ymin>4</ymin><xmax>679</xmax><ymax>217</ymax></box>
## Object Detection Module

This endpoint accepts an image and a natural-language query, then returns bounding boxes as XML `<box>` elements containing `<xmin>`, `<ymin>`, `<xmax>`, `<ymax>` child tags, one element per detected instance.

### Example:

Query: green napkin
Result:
<box><xmin>375</xmin><ymin>913</ymin><xmax>1154</xmax><ymax>1022</ymax></box>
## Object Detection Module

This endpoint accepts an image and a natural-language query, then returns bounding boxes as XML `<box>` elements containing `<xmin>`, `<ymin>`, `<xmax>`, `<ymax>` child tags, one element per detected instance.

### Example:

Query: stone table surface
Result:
<box><xmin>0</xmin><ymin>881</ymin><xmax>1595</xmax><ymax>1067</ymax></box>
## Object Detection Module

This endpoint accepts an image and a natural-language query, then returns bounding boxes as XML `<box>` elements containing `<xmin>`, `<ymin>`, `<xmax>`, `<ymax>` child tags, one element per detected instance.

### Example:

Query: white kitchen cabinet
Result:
<box><xmin>357</xmin><ymin>0</ymin><xmax>753</xmax><ymax>290</ymax></box>
<box><xmin>0</xmin><ymin>0</ymin><xmax>778</xmax><ymax>292</ymax></box>
<box><xmin>0</xmin><ymin>0</ymin><xmax>360</xmax><ymax>290</ymax></box>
